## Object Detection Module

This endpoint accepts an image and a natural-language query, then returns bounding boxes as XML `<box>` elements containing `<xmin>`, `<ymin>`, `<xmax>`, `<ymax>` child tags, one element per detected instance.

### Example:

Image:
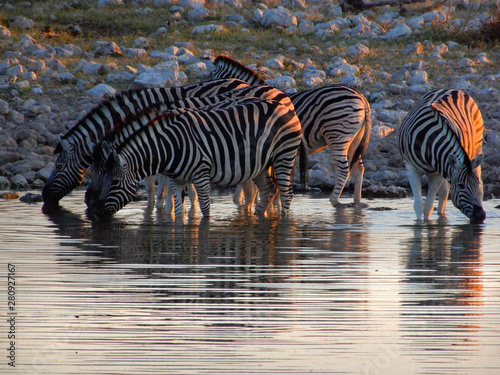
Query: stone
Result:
<box><xmin>94</xmin><ymin>41</ymin><xmax>123</xmax><ymax>56</ymax></box>
<box><xmin>87</xmin><ymin>83</ymin><xmax>116</xmax><ymax>98</ymax></box>
<box><xmin>345</xmin><ymin>43</ymin><xmax>370</xmax><ymax>58</ymax></box>
<box><xmin>384</xmin><ymin>23</ymin><xmax>412</xmax><ymax>39</ymax></box>
<box><xmin>10</xmin><ymin>174</ymin><xmax>29</xmax><ymax>189</ymax></box>
<box><xmin>9</xmin><ymin>16</ymin><xmax>34</xmax><ymax>29</ymax></box>
<box><xmin>261</xmin><ymin>6</ymin><xmax>297</xmax><ymax>28</ymax></box>
<box><xmin>191</xmin><ymin>25</ymin><xmax>224</xmax><ymax>34</ymax></box>
<box><xmin>266</xmin><ymin>75</ymin><xmax>296</xmax><ymax>92</ymax></box>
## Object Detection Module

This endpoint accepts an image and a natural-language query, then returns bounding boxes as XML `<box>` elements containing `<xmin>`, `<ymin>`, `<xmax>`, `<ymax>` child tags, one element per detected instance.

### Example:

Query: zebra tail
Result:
<box><xmin>299</xmin><ymin>141</ymin><xmax>308</xmax><ymax>193</ymax></box>
<box><xmin>349</xmin><ymin>104</ymin><xmax>372</xmax><ymax>170</ymax></box>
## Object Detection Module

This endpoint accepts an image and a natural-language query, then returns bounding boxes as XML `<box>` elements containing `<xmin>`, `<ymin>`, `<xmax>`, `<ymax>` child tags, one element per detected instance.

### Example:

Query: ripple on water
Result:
<box><xmin>1</xmin><ymin>192</ymin><xmax>500</xmax><ymax>374</ymax></box>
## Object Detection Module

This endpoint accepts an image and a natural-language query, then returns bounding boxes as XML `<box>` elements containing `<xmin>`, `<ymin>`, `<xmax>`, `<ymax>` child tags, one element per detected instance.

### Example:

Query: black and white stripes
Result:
<box><xmin>208</xmin><ymin>55</ymin><xmax>372</xmax><ymax>206</ymax></box>
<box><xmin>92</xmin><ymin>98</ymin><xmax>302</xmax><ymax>219</ymax></box>
<box><xmin>398</xmin><ymin>89</ymin><xmax>485</xmax><ymax>223</ymax></box>
<box><xmin>42</xmin><ymin>78</ymin><xmax>250</xmax><ymax>205</ymax></box>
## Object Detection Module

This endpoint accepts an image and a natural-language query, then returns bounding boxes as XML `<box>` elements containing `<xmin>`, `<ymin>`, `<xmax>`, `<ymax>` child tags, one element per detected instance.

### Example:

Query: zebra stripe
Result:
<box><xmin>208</xmin><ymin>55</ymin><xmax>372</xmax><ymax>206</ymax></box>
<box><xmin>92</xmin><ymin>99</ymin><xmax>302</xmax><ymax>219</ymax></box>
<box><xmin>42</xmin><ymin>78</ymin><xmax>250</xmax><ymax>205</ymax></box>
<box><xmin>85</xmin><ymin>85</ymin><xmax>295</xmax><ymax>214</ymax></box>
<box><xmin>398</xmin><ymin>89</ymin><xmax>485</xmax><ymax>223</ymax></box>
<box><xmin>208</xmin><ymin>55</ymin><xmax>266</xmax><ymax>86</ymax></box>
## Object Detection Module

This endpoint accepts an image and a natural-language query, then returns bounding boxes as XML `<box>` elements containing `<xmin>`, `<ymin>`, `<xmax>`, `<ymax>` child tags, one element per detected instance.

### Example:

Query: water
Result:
<box><xmin>1</xmin><ymin>190</ymin><xmax>500</xmax><ymax>374</ymax></box>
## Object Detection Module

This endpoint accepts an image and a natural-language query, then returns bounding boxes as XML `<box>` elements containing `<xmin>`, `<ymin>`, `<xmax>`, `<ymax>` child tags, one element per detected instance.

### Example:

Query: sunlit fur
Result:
<box><xmin>208</xmin><ymin>55</ymin><xmax>372</xmax><ymax>206</ymax></box>
<box><xmin>93</xmin><ymin>99</ymin><xmax>302</xmax><ymax>220</ymax></box>
<box><xmin>41</xmin><ymin>78</ymin><xmax>250</xmax><ymax>205</ymax></box>
<box><xmin>399</xmin><ymin>89</ymin><xmax>485</xmax><ymax>223</ymax></box>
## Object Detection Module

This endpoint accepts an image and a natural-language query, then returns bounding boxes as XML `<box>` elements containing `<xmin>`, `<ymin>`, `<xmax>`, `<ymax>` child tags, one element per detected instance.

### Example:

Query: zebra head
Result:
<box><xmin>92</xmin><ymin>149</ymin><xmax>138</xmax><ymax>220</ymax></box>
<box><xmin>42</xmin><ymin>138</ymin><xmax>90</xmax><ymax>205</ymax></box>
<box><xmin>448</xmin><ymin>153</ymin><xmax>485</xmax><ymax>224</ymax></box>
<box><xmin>85</xmin><ymin>141</ymin><xmax>113</xmax><ymax>210</ymax></box>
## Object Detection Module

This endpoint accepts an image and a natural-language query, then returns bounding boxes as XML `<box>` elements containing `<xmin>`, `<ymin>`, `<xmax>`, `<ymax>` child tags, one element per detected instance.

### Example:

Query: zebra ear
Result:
<box><xmin>471</xmin><ymin>154</ymin><xmax>483</xmax><ymax>169</ymax></box>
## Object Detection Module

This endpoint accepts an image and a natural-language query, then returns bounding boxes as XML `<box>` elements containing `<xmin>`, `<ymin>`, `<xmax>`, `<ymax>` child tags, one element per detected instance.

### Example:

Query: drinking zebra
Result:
<box><xmin>84</xmin><ymin>85</ymin><xmax>297</xmax><ymax>215</ymax></box>
<box><xmin>398</xmin><ymin>89</ymin><xmax>485</xmax><ymax>223</ymax></box>
<box><xmin>92</xmin><ymin>98</ymin><xmax>302</xmax><ymax>220</ymax></box>
<box><xmin>207</xmin><ymin>55</ymin><xmax>372</xmax><ymax>207</ymax></box>
<box><xmin>41</xmin><ymin>78</ymin><xmax>250</xmax><ymax>206</ymax></box>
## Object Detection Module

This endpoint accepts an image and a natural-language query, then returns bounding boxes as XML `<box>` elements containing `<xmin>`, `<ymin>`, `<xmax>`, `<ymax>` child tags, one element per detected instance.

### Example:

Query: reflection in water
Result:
<box><xmin>401</xmin><ymin>221</ymin><xmax>483</xmax><ymax>364</ymax></box>
<box><xmin>2</xmin><ymin>194</ymin><xmax>499</xmax><ymax>374</ymax></box>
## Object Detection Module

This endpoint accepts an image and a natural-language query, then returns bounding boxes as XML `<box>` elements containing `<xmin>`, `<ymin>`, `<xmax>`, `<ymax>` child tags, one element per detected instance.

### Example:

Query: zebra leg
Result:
<box><xmin>329</xmin><ymin>155</ymin><xmax>350</xmax><ymax>207</ymax></box>
<box><xmin>436</xmin><ymin>177</ymin><xmax>449</xmax><ymax>217</ymax></box>
<box><xmin>272</xmin><ymin>163</ymin><xmax>294</xmax><ymax>216</ymax></box>
<box><xmin>424</xmin><ymin>174</ymin><xmax>446</xmax><ymax>220</ymax></box>
<box><xmin>253</xmin><ymin>171</ymin><xmax>278</xmax><ymax>215</ymax></box>
<box><xmin>241</xmin><ymin>180</ymin><xmax>258</xmax><ymax>212</ymax></box>
<box><xmin>406</xmin><ymin>165</ymin><xmax>424</xmax><ymax>221</ymax></box>
<box><xmin>193</xmin><ymin>178</ymin><xmax>212</xmax><ymax>217</ymax></box>
<box><xmin>144</xmin><ymin>175</ymin><xmax>155</xmax><ymax>209</ymax></box>
<box><xmin>233</xmin><ymin>184</ymin><xmax>244</xmax><ymax>205</ymax></box>
<box><xmin>186</xmin><ymin>183</ymin><xmax>198</xmax><ymax>216</ymax></box>
<box><xmin>350</xmin><ymin>158</ymin><xmax>365</xmax><ymax>204</ymax></box>
<box><xmin>155</xmin><ymin>174</ymin><xmax>168</xmax><ymax>209</ymax></box>
<box><xmin>167</xmin><ymin>179</ymin><xmax>186</xmax><ymax>217</ymax></box>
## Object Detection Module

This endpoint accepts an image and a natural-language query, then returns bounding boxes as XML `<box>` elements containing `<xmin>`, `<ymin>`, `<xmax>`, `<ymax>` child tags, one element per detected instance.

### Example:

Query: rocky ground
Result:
<box><xmin>0</xmin><ymin>0</ymin><xmax>499</xmax><ymax>202</ymax></box>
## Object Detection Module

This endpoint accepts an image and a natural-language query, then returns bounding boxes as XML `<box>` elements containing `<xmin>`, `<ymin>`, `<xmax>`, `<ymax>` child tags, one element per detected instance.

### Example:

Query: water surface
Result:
<box><xmin>1</xmin><ymin>190</ymin><xmax>500</xmax><ymax>374</ymax></box>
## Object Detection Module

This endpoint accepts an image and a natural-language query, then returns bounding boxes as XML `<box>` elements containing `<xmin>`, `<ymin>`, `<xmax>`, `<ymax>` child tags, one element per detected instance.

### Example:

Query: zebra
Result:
<box><xmin>207</xmin><ymin>55</ymin><xmax>372</xmax><ymax>207</ymax></box>
<box><xmin>398</xmin><ymin>89</ymin><xmax>485</xmax><ymax>223</ymax></box>
<box><xmin>41</xmin><ymin>78</ymin><xmax>250</xmax><ymax>206</ymax></box>
<box><xmin>92</xmin><ymin>98</ymin><xmax>303</xmax><ymax>220</ymax></box>
<box><xmin>84</xmin><ymin>85</ymin><xmax>297</xmax><ymax>214</ymax></box>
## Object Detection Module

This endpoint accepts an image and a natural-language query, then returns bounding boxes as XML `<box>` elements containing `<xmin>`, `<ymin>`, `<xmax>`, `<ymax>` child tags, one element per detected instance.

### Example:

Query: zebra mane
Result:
<box><xmin>213</xmin><ymin>55</ymin><xmax>266</xmax><ymax>85</ymax></box>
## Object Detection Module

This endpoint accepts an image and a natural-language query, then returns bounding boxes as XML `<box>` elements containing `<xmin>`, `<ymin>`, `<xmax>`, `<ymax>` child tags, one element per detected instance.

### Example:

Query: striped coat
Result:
<box><xmin>398</xmin><ymin>89</ymin><xmax>485</xmax><ymax>223</ymax></box>
<box><xmin>92</xmin><ymin>99</ymin><xmax>302</xmax><ymax>219</ymax></box>
<box><xmin>208</xmin><ymin>55</ymin><xmax>372</xmax><ymax>207</ymax></box>
<box><xmin>41</xmin><ymin>78</ymin><xmax>250</xmax><ymax>205</ymax></box>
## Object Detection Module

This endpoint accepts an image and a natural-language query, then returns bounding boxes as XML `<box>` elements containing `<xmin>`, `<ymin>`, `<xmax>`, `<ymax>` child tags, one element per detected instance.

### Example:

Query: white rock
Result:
<box><xmin>345</xmin><ymin>43</ymin><xmax>370</xmax><ymax>58</ymax></box>
<box><xmin>97</xmin><ymin>0</ymin><xmax>123</xmax><ymax>7</ymax></box>
<box><xmin>0</xmin><ymin>99</ymin><xmax>9</xmax><ymax>115</ymax></box>
<box><xmin>94</xmin><ymin>41</ymin><xmax>123</xmax><ymax>56</ymax></box>
<box><xmin>179</xmin><ymin>0</ymin><xmax>205</xmax><ymax>7</ymax></box>
<box><xmin>0</xmin><ymin>25</ymin><xmax>11</xmax><ymax>38</ymax></box>
<box><xmin>191</xmin><ymin>24</ymin><xmax>224</xmax><ymax>34</ymax></box>
<box><xmin>265</xmin><ymin>75</ymin><xmax>296</xmax><ymax>92</ymax></box>
<box><xmin>133</xmin><ymin>69</ymin><xmax>179</xmax><ymax>88</ymax></box>
<box><xmin>340</xmin><ymin>75</ymin><xmax>361</xmax><ymax>88</ymax></box>
<box><xmin>264</xmin><ymin>56</ymin><xmax>285</xmax><ymax>70</ymax></box>
<box><xmin>261</xmin><ymin>6</ymin><xmax>297</xmax><ymax>28</ymax></box>
<box><xmin>407</xmin><ymin>70</ymin><xmax>428</xmax><ymax>85</ymax></box>
<box><xmin>122</xmin><ymin>48</ymin><xmax>147</xmax><ymax>59</ymax></box>
<box><xmin>385</xmin><ymin>23</ymin><xmax>412</xmax><ymax>39</ymax></box>
<box><xmin>9</xmin><ymin>16</ymin><xmax>34</xmax><ymax>29</ymax></box>
<box><xmin>185</xmin><ymin>62</ymin><xmax>209</xmax><ymax>78</ymax></box>
<box><xmin>422</xmin><ymin>10</ymin><xmax>446</xmax><ymax>23</ymax></box>
<box><xmin>87</xmin><ymin>83</ymin><xmax>116</xmax><ymax>98</ymax></box>
<box><xmin>459</xmin><ymin>58</ymin><xmax>475</xmax><ymax>67</ymax></box>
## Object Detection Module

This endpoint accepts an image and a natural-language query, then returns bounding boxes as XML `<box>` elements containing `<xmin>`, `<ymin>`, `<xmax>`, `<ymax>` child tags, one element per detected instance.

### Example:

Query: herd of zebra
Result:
<box><xmin>41</xmin><ymin>55</ymin><xmax>486</xmax><ymax>224</ymax></box>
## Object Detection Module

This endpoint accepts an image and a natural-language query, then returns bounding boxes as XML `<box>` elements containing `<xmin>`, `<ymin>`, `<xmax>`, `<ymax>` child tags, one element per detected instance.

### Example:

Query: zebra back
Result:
<box><xmin>399</xmin><ymin>89</ymin><xmax>483</xmax><ymax>176</ymax></box>
<box><xmin>208</xmin><ymin>55</ymin><xmax>266</xmax><ymax>86</ymax></box>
